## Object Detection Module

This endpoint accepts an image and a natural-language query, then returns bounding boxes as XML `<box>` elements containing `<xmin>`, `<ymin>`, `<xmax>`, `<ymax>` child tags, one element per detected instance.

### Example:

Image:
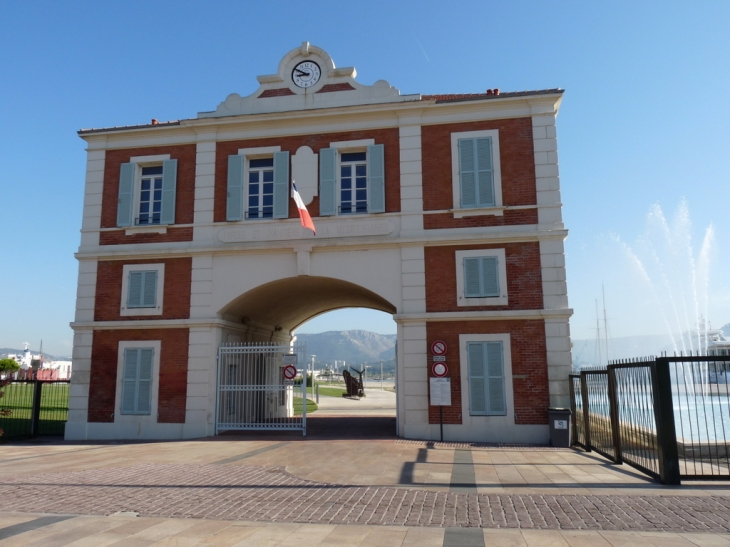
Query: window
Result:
<box><xmin>339</xmin><ymin>152</ymin><xmax>367</xmax><ymax>214</ymax></box>
<box><xmin>246</xmin><ymin>158</ymin><xmax>274</xmax><ymax>219</ymax></box>
<box><xmin>115</xmin><ymin>340</ymin><xmax>161</xmax><ymax>422</ymax></box>
<box><xmin>467</xmin><ymin>341</ymin><xmax>506</xmax><ymax>416</ymax></box>
<box><xmin>227</xmin><ymin>147</ymin><xmax>289</xmax><ymax>221</ymax></box>
<box><xmin>450</xmin><ymin>129</ymin><xmax>502</xmax><ymax>217</ymax></box>
<box><xmin>117</xmin><ymin>155</ymin><xmax>178</xmax><ymax>227</ymax></box>
<box><xmin>120</xmin><ymin>263</ymin><xmax>165</xmax><ymax>316</ymax></box>
<box><xmin>121</xmin><ymin>347</ymin><xmax>154</xmax><ymax>415</ymax></box>
<box><xmin>319</xmin><ymin>140</ymin><xmax>385</xmax><ymax>216</ymax></box>
<box><xmin>455</xmin><ymin>249</ymin><xmax>507</xmax><ymax>306</ymax></box>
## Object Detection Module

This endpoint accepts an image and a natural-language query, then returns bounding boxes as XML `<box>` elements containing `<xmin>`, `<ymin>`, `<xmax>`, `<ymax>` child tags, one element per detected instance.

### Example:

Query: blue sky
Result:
<box><xmin>1</xmin><ymin>1</ymin><xmax>728</xmax><ymax>356</ymax></box>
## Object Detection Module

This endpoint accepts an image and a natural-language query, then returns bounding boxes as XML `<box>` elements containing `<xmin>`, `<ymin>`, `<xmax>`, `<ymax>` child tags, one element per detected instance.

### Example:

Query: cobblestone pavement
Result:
<box><xmin>2</xmin><ymin>463</ymin><xmax>730</xmax><ymax>533</ymax></box>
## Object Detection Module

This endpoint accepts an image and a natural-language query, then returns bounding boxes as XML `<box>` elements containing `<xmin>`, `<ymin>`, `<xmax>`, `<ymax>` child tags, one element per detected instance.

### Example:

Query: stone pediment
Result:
<box><xmin>198</xmin><ymin>42</ymin><xmax>419</xmax><ymax>118</ymax></box>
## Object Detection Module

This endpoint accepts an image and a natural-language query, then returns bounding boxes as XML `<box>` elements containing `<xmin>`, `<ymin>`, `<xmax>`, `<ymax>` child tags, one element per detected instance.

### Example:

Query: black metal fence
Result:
<box><xmin>570</xmin><ymin>355</ymin><xmax>730</xmax><ymax>484</ymax></box>
<box><xmin>0</xmin><ymin>380</ymin><xmax>69</xmax><ymax>439</ymax></box>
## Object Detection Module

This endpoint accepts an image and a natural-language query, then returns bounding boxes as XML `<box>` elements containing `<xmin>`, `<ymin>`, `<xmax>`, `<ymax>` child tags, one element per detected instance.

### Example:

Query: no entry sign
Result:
<box><xmin>432</xmin><ymin>362</ymin><xmax>448</xmax><ymax>377</ymax></box>
<box><xmin>282</xmin><ymin>364</ymin><xmax>297</xmax><ymax>380</ymax></box>
<box><xmin>431</xmin><ymin>340</ymin><xmax>447</xmax><ymax>356</ymax></box>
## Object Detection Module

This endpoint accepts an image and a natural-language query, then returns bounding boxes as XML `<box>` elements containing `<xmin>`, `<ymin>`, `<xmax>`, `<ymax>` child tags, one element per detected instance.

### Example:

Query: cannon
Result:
<box><xmin>342</xmin><ymin>368</ymin><xmax>364</xmax><ymax>398</ymax></box>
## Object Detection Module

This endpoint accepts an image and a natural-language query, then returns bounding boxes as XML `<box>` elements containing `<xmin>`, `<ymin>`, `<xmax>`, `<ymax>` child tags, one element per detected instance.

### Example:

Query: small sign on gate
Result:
<box><xmin>282</xmin><ymin>354</ymin><xmax>298</xmax><ymax>366</ymax></box>
<box><xmin>282</xmin><ymin>364</ymin><xmax>297</xmax><ymax>381</ymax></box>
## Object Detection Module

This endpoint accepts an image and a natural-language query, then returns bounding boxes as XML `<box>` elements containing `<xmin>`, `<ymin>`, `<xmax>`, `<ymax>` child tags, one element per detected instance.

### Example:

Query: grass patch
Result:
<box><xmin>0</xmin><ymin>383</ymin><xmax>69</xmax><ymax>439</ymax></box>
<box><xmin>317</xmin><ymin>386</ymin><xmax>347</xmax><ymax>398</ymax></box>
<box><xmin>293</xmin><ymin>397</ymin><xmax>318</xmax><ymax>415</ymax></box>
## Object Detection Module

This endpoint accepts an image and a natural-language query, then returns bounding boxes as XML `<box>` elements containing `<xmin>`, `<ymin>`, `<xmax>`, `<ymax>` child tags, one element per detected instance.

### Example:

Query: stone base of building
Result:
<box><xmin>64</xmin><ymin>421</ymin><xmax>212</xmax><ymax>441</ymax></box>
<box><xmin>403</xmin><ymin>424</ymin><xmax>549</xmax><ymax>444</ymax></box>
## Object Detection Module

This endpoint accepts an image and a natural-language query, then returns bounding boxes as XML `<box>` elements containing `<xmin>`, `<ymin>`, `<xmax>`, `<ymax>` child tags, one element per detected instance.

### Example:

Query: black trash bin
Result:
<box><xmin>548</xmin><ymin>407</ymin><xmax>571</xmax><ymax>447</ymax></box>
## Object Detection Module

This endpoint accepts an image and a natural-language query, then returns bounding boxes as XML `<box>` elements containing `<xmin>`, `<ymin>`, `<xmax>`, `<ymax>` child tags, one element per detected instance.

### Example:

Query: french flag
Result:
<box><xmin>291</xmin><ymin>181</ymin><xmax>316</xmax><ymax>235</ymax></box>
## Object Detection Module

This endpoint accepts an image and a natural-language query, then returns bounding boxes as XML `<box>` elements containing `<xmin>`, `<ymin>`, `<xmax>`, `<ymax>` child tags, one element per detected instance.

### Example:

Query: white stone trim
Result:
<box><xmin>329</xmin><ymin>138</ymin><xmax>374</xmax><ymax>149</ymax></box>
<box><xmin>393</xmin><ymin>309</ymin><xmax>573</xmax><ymax>323</ymax></box>
<box><xmin>115</xmin><ymin>340</ymin><xmax>161</xmax><ymax>424</ymax></box>
<box><xmin>455</xmin><ymin>248</ymin><xmax>508</xmax><ymax>307</ymax></box>
<box><xmin>74</xmin><ymin>260</ymin><xmax>98</xmax><ymax>322</ymax></box>
<box><xmin>450</xmin><ymin>129</ymin><xmax>503</xmax><ymax>215</ymax></box>
<box><xmin>120</xmin><ymin>263</ymin><xmax>165</xmax><ymax>316</ymax></box>
<box><xmin>194</xmin><ymin>140</ymin><xmax>216</xmax><ymax>225</ymax></box>
<box><xmin>236</xmin><ymin>146</ymin><xmax>281</xmax><ymax>156</ymax></box>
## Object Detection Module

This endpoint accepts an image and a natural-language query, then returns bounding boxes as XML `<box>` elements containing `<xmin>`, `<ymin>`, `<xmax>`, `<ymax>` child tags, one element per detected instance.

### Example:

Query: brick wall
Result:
<box><xmin>424</xmin><ymin>243</ymin><xmax>543</xmax><ymax>312</ymax></box>
<box><xmin>88</xmin><ymin>328</ymin><xmax>190</xmax><ymax>423</ymax></box>
<box><xmin>421</xmin><ymin>118</ymin><xmax>536</xmax><ymax>230</ymax></box>
<box><xmin>214</xmin><ymin>128</ymin><xmax>400</xmax><ymax>222</ymax></box>
<box><xmin>426</xmin><ymin>320</ymin><xmax>549</xmax><ymax>425</ymax></box>
<box><xmin>94</xmin><ymin>257</ymin><xmax>192</xmax><ymax>321</ymax></box>
<box><xmin>100</xmin><ymin>144</ymin><xmax>196</xmax><ymax>244</ymax></box>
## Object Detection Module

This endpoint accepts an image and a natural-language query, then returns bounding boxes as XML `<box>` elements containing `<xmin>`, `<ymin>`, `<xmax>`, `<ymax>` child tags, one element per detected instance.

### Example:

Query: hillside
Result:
<box><xmin>293</xmin><ymin>330</ymin><xmax>396</xmax><ymax>366</ymax></box>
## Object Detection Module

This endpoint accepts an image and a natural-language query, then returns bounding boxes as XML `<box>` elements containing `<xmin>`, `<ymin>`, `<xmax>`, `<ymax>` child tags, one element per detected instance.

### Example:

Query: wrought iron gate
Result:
<box><xmin>216</xmin><ymin>342</ymin><xmax>307</xmax><ymax>435</ymax></box>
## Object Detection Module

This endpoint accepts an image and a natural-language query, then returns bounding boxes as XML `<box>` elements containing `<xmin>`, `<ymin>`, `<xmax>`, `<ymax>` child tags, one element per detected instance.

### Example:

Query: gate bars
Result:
<box><xmin>571</xmin><ymin>356</ymin><xmax>730</xmax><ymax>484</ymax></box>
<box><xmin>215</xmin><ymin>342</ymin><xmax>307</xmax><ymax>436</ymax></box>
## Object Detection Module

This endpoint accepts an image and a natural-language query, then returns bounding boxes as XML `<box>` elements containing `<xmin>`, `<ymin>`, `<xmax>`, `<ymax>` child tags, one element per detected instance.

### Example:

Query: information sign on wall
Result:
<box><xmin>429</xmin><ymin>377</ymin><xmax>451</xmax><ymax>406</ymax></box>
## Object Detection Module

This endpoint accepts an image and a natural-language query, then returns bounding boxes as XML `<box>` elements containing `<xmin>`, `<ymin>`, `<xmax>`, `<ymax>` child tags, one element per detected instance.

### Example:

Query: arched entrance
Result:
<box><xmin>215</xmin><ymin>276</ymin><xmax>398</xmax><ymax>437</ymax></box>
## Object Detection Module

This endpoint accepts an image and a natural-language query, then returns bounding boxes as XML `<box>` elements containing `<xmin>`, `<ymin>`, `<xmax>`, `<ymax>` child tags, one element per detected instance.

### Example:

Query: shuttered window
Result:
<box><xmin>116</xmin><ymin>160</ymin><xmax>177</xmax><ymax>227</ymax></box>
<box><xmin>127</xmin><ymin>270</ymin><xmax>158</xmax><ymax>308</ymax></box>
<box><xmin>319</xmin><ymin>145</ymin><xmax>386</xmax><ymax>216</ymax></box>
<box><xmin>458</xmin><ymin>137</ymin><xmax>494</xmax><ymax>208</ymax></box>
<box><xmin>463</xmin><ymin>256</ymin><xmax>500</xmax><ymax>298</ymax></box>
<box><xmin>121</xmin><ymin>348</ymin><xmax>154</xmax><ymax>415</ymax></box>
<box><xmin>227</xmin><ymin>152</ymin><xmax>290</xmax><ymax>221</ymax></box>
<box><xmin>467</xmin><ymin>341</ymin><xmax>506</xmax><ymax>416</ymax></box>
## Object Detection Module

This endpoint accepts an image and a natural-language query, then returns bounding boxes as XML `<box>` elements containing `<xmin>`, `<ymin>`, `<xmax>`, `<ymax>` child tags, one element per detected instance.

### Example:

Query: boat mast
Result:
<box><xmin>595</xmin><ymin>299</ymin><xmax>603</xmax><ymax>367</ymax></box>
<box><xmin>602</xmin><ymin>285</ymin><xmax>610</xmax><ymax>365</ymax></box>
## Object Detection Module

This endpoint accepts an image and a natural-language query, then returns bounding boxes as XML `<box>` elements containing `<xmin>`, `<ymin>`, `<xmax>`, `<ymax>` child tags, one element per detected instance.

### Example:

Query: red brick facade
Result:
<box><xmin>94</xmin><ymin>258</ymin><xmax>192</xmax><ymax>321</ymax></box>
<box><xmin>88</xmin><ymin>328</ymin><xmax>189</xmax><ymax>423</ymax></box>
<box><xmin>421</xmin><ymin>118</ymin><xmax>536</xmax><ymax>230</ymax></box>
<box><xmin>213</xmin><ymin>128</ymin><xmax>401</xmax><ymax>223</ymax></box>
<box><xmin>424</xmin><ymin>243</ymin><xmax>543</xmax><ymax>312</ymax></box>
<box><xmin>426</xmin><ymin>321</ymin><xmax>549</xmax><ymax>426</ymax></box>
<box><xmin>100</xmin><ymin>145</ymin><xmax>196</xmax><ymax>244</ymax></box>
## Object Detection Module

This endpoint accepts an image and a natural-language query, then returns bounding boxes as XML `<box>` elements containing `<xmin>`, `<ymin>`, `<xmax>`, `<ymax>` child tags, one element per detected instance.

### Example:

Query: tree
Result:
<box><xmin>0</xmin><ymin>358</ymin><xmax>18</xmax><ymax>436</ymax></box>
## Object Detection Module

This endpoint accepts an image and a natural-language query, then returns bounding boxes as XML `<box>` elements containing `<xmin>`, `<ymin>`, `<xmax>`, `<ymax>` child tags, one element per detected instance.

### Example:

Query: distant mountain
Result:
<box><xmin>293</xmin><ymin>330</ymin><xmax>396</xmax><ymax>367</ymax></box>
<box><xmin>721</xmin><ymin>324</ymin><xmax>730</xmax><ymax>337</ymax></box>
<box><xmin>0</xmin><ymin>348</ymin><xmax>71</xmax><ymax>362</ymax></box>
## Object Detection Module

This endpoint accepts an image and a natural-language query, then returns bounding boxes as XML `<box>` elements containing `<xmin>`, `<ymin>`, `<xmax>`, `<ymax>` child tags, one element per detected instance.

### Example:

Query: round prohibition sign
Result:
<box><xmin>282</xmin><ymin>364</ymin><xmax>297</xmax><ymax>380</ymax></box>
<box><xmin>431</xmin><ymin>340</ymin><xmax>447</xmax><ymax>356</ymax></box>
<box><xmin>432</xmin><ymin>362</ymin><xmax>448</xmax><ymax>377</ymax></box>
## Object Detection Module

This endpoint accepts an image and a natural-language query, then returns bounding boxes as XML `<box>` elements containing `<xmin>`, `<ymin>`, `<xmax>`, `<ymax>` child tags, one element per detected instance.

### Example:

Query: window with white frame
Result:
<box><xmin>319</xmin><ymin>139</ymin><xmax>385</xmax><ymax>216</ymax></box>
<box><xmin>117</xmin><ymin>155</ymin><xmax>178</xmax><ymax>227</ymax></box>
<box><xmin>450</xmin><ymin>129</ymin><xmax>502</xmax><ymax>217</ymax></box>
<box><xmin>120</xmin><ymin>263</ymin><xmax>165</xmax><ymax>316</ymax></box>
<box><xmin>466</xmin><ymin>340</ymin><xmax>506</xmax><ymax>416</ymax></box>
<box><xmin>116</xmin><ymin>340</ymin><xmax>161</xmax><ymax>421</ymax></box>
<box><xmin>226</xmin><ymin>147</ymin><xmax>290</xmax><ymax>221</ymax></box>
<box><xmin>455</xmin><ymin>249</ymin><xmax>507</xmax><ymax>306</ymax></box>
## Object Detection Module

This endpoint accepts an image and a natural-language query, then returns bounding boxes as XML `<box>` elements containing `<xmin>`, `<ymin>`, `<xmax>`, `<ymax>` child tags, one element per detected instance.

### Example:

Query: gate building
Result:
<box><xmin>67</xmin><ymin>43</ymin><xmax>572</xmax><ymax>443</ymax></box>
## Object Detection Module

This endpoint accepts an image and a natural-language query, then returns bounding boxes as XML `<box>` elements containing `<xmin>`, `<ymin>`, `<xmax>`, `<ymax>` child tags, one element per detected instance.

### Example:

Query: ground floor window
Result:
<box><xmin>467</xmin><ymin>340</ymin><xmax>506</xmax><ymax>416</ymax></box>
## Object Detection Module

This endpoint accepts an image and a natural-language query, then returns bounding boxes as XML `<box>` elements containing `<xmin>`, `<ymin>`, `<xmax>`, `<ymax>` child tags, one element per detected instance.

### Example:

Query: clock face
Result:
<box><xmin>292</xmin><ymin>61</ymin><xmax>321</xmax><ymax>88</ymax></box>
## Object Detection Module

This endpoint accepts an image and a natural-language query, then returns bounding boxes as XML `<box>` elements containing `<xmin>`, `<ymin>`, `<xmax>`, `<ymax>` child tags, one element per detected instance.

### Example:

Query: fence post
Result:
<box><xmin>30</xmin><ymin>381</ymin><xmax>43</xmax><ymax>437</ymax></box>
<box><xmin>607</xmin><ymin>365</ymin><xmax>623</xmax><ymax>464</ymax></box>
<box><xmin>652</xmin><ymin>357</ymin><xmax>681</xmax><ymax>485</ymax></box>
<box><xmin>580</xmin><ymin>371</ymin><xmax>591</xmax><ymax>452</ymax></box>
<box><xmin>569</xmin><ymin>375</ymin><xmax>578</xmax><ymax>446</ymax></box>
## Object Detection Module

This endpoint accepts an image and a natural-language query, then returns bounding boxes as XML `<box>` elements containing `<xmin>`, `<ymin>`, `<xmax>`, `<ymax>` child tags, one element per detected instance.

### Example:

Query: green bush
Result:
<box><xmin>0</xmin><ymin>359</ymin><xmax>20</xmax><ymax>374</ymax></box>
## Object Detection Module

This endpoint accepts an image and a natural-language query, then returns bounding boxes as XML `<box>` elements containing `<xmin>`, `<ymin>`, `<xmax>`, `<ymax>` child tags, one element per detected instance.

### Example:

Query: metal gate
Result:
<box><xmin>216</xmin><ymin>342</ymin><xmax>307</xmax><ymax>435</ymax></box>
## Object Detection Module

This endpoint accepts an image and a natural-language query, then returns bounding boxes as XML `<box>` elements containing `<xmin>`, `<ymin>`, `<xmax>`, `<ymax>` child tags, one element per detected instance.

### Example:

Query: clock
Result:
<box><xmin>292</xmin><ymin>61</ymin><xmax>321</xmax><ymax>88</ymax></box>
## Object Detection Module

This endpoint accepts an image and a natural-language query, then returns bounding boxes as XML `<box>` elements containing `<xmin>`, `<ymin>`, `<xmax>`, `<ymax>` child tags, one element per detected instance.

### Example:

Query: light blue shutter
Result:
<box><xmin>272</xmin><ymin>151</ymin><xmax>290</xmax><ymax>219</ymax></box>
<box><xmin>160</xmin><ymin>159</ymin><xmax>177</xmax><ymax>224</ymax></box>
<box><xmin>121</xmin><ymin>349</ymin><xmax>138</xmax><ymax>414</ymax></box>
<box><xmin>117</xmin><ymin>163</ymin><xmax>135</xmax><ymax>227</ymax></box>
<box><xmin>367</xmin><ymin>144</ymin><xmax>385</xmax><ymax>213</ymax></box>
<box><xmin>476</xmin><ymin>138</ymin><xmax>494</xmax><ymax>206</ymax></box>
<box><xmin>458</xmin><ymin>139</ymin><xmax>477</xmax><ymax>208</ymax></box>
<box><xmin>319</xmin><ymin>148</ymin><xmax>336</xmax><ymax>216</ymax></box>
<box><xmin>142</xmin><ymin>271</ymin><xmax>157</xmax><ymax>307</ymax></box>
<box><xmin>463</xmin><ymin>258</ymin><xmax>482</xmax><ymax>297</ymax></box>
<box><xmin>137</xmin><ymin>349</ymin><xmax>154</xmax><ymax>414</ymax></box>
<box><xmin>481</xmin><ymin>257</ymin><xmax>500</xmax><ymax>297</ymax></box>
<box><xmin>227</xmin><ymin>155</ymin><xmax>244</xmax><ymax>221</ymax></box>
<box><xmin>127</xmin><ymin>272</ymin><xmax>143</xmax><ymax>308</ymax></box>
<box><xmin>468</xmin><ymin>342</ymin><xmax>487</xmax><ymax>415</ymax></box>
<box><xmin>486</xmin><ymin>342</ymin><xmax>506</xmax><ymax>415</ymax></box>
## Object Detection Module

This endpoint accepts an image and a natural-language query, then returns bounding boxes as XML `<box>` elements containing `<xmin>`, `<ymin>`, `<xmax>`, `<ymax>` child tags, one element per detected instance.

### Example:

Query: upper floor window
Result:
<box><xmin>227</xmin><ymin>147</ymin><xmax>289</xmax><ymax>221</ymax></box>
<box><xmin>319</xmin><ymin>140</ymin><xmax>385</xmax><ymax>216</ymax></box>
<box><xmin>117</xmin><ymin>156</ymin><xmax>178</xmax><ymax>227</ymax></box>
<box><xmin>120</xmin><ymin>263</ymin><xmax>165</xmax><ymax>316</ymax></box>
<box><xmin>455</xmin><ymin>249</ymin><xmax>507</xmax><ymax>307</ymax></box>
<box><xmin>450</xmin><ymin>130</ymin><xmax>502</xmax><ymax>217</ymax></box>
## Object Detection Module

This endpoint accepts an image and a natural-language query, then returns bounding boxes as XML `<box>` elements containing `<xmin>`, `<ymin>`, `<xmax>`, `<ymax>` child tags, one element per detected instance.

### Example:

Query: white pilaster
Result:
<box><xmin>532</xmin><ymin>114</ymin><xmax>563</xmax><ymax>228</ymax></box>
<box><xmin>193</xmin><ymin>136</ymin><xmax>217</xmax><ymax>227</ymax></box>
<box><xmin>399</xmin><ymin>124</ymin><xmax>424</xmax><ymax>233</ymax></box>
<box><xmin>79</xmin><ymin>149</ymin><xmax>105</xmax><ymax>249</ymax></box>
<box><xmin>190</xmin><ymin>255</ymin><xmax>214</xmax><ymax>319</ymax></box>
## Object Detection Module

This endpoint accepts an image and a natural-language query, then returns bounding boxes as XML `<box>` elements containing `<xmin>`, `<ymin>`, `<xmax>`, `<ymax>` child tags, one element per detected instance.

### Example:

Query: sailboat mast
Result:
<box><xmin>602</xmin><ymin>285</ymin><xmax>610</xmax><ymax>364</ymax></box>
<box><xmin>595</xmin><ymin>299</ymin><xmax>603</xmax><ymax>367</ymax></box>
